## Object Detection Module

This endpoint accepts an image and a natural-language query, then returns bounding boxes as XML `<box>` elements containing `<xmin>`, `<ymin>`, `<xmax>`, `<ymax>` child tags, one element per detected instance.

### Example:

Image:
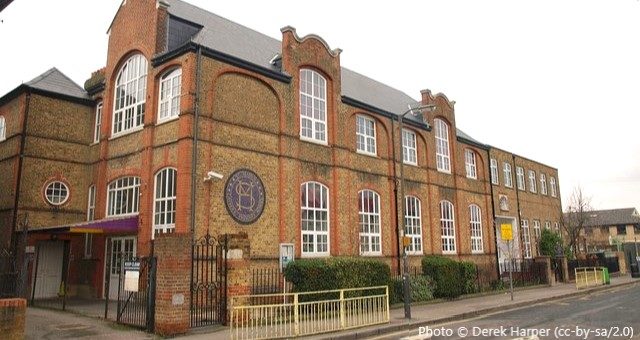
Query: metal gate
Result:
<box><xmin>116</xmin><ymin>256</ymin><xmax>157</xmax><ymax>332</ymax></box>
<box><xmin>191</xmin><ymin>232</ymin><xmax>228</xmax><ymax>327</ymax></box>
<box><xmin>0</xmin><ymin>247</ymin><xmax>19</xmax><ymax>298</ymax></box>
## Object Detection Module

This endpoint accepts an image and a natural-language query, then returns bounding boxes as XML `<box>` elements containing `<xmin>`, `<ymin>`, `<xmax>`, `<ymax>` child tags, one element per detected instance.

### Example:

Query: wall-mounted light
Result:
<box><xmin>204</xmin><ymin>171</ymin><xmax>223</xmax><ymax>182</ymax></box>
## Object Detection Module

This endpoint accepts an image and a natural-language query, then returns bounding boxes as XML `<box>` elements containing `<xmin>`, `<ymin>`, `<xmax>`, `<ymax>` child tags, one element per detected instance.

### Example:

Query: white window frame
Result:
<box><xmin>528</xmin><ymin>170</ymin><xmax>537</xmax><ymax>193</ymax></box>
<box><xmin>402</xmin><ymin>129</ymin><xmax>418</xmax><ymax>165</ymax></box>
<box><xmin>504</xmin><ymin>162</ymin><xmax>513</xmax><ymax>188</ymax></box>
<box><xmin>469</xmin><ymin>204</ymin><xmax>483</xmax><ymax>254</ymax></box>
<box><xmin>87</xmin><ymin>185</ymin><xmax>96</xmax><ymax>221</ymax></box>
<box><xmin>516</xmin><ymin>166</ymin><xmax>525</xmax><ymax>191</ymax></box>
<box><xmin>45</xmin><ymin>181</ymin><xmax>69</xmax><ymax>206</ymax></box>
<box><xmin>550</xmin><ymin>177</ymin><xmax>557</xmax><ymax>197</ymax></box>
<box><xmin>359</xmin><ymin>190</ymin><xmax>382</xmax><ymax>256</ymax></box>
<box><xmin>301</xmin><ymin>182</ymin><xmax>330</xmax><ymax>257</ymax></box>
<box><xmin>465</xmin><ymin>149</ymin><xmax>477</xmax><ymax>179</ymax></box>
<box><xmin>490</xmin><ymin>158</ymin><xmax>499</xmax><ymax>185</ymax></box>
<box><xmin>84</xmin><ymin>233</ymin><xmax>93</xmax><ymax>259</ymax></box>
<box><xmin>404</xmin><ymin>196</ymin><xmax>422</xmax><ymax>255</ymax></box>
<box><xmin>440</xmin><ymin>200</ymin><xmax>456</xmax><ymax>254</ymax></box>
<box><xmin>533</xmin><ymin>219</ymin><xmax>541</xmax><ymax>239</ymax></box>
<box><xmin>299</xmin><ymin>69</ymin><xmax>327</xmax><ymax>144</ymax></box>
<box><xmin>153</xmin><ymin>168</ymin><xmax>177</xmax><ymax>238</ymax></box>
<box><xmin>540</xmin><ymin>173</ymin><xmax>547</xmax><ymax>195</ymax></box>
<box><xmin>434</xmin><ymin>119</ymin><xmax>451</xmax><ymax>173</ymax></box>
<box><xmin>112</xmin><ymin>54</ymin><xmax>148</xmax><ymax>136</ymax></box>
<box><xmin>356</xmin><ymin>115</ymin><xmax>376</xmax><ymax>155</ymax></box>
<box><xmin>93</xmin><ymin>102</ymin><xmax>102</xmax><ymax>143</ymax></box>
<box><xmin>545</xmin><ymin>221</ymin><xmax>551</xmax><ymax>230</ymax></box>
<box><xmin>0</xmin><ymin>116</ymin><xmax>5</xmax><ymax>142</ymax></box>
<box><xmin>106</xmin><ymin>177</ymin><xmax>141</xmax><ymax>217</ymax></box>
<box><xmin>158</xmin><ymin>68</ymin><xmax>182</xmax><ymax>123</ymax></box>
<box><xmin>522</xmin><ymin>219</ymin><xmax>532</xmax><ymax>259</ymax></box>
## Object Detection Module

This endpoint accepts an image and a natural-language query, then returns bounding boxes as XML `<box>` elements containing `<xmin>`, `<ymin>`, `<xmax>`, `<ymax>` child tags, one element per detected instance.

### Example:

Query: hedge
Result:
<box><xmin>422</xmin><ymin>256</ymin><xmax>477</xmax><ymax>299</ymax></box>
<box><xmin>283</xmin><ymin>257</ymin><xmax>391</xmax><ymax>296</ymax></box>
<box><xmin>390</xmin><ymin>275</ymin><xmax>435</xmax><ymax>304</ymax></box>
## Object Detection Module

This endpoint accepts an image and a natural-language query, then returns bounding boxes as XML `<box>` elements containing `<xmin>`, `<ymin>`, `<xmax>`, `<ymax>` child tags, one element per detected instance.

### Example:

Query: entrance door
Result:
<box><xmin>33</xmin><ymin>241</ymin><xmax>64</xmax><ymax>299</ymax></box>
<box><xmin>107</xmin><ymin>236</ymin><xmax>136</xmax><ymax>300</ymax></box>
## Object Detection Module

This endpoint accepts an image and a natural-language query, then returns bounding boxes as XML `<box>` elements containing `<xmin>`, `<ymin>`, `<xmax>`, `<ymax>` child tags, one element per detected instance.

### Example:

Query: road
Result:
<box><xmin>372</xmin><ymin>284</ymin><xmax>640</xmax><ymax>340</ymax></box>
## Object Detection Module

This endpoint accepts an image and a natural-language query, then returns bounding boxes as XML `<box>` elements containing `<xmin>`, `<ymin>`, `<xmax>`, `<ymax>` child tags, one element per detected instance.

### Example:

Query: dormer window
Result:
<box><xmin>299</xmin><ymin>69</ymin><xmax>327</xmax><ymax>144</ymax></box>
<box><xmin>112</xmin><ymin>54</ymin><xmax>147</xmax><ymax>136</ymax></box>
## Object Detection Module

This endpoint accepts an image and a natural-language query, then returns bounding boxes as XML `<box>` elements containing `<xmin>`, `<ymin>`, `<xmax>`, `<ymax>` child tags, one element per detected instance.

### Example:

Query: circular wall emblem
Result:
<box><xmin>224</xmin><ymin>169</ymin><xmax>266</xmax><ymax>224</ymax></box>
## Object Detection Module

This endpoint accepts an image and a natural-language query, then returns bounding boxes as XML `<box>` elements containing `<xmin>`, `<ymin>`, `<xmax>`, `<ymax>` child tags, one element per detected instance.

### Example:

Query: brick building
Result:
<box><xmin>569</xmin><ymin>208</ymin><xmax>640</xmax><ymax>252</ymax></box>
<box><xmin>0</xmin><ymin>0</ymin><xmax>562</xmax><ymax>300</ymax></box>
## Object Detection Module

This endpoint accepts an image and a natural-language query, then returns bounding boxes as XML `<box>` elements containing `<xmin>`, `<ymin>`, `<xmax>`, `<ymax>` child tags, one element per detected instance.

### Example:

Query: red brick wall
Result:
<box><xmin>0</xmin><ymin>298</ymin><xmax>26</xmax><ymax>340</ymax></box>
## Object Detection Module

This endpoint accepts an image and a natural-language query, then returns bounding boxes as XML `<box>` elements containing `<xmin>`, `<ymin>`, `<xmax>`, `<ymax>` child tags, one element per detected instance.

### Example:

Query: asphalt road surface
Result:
<box><xmin>372</xmin><ymin>284</ymin><xmax>640</xmax><ymax>340</ymax></box>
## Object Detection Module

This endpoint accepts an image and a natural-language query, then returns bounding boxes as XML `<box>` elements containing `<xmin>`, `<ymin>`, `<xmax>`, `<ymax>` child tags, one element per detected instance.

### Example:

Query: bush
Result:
<box><xmin>422</xmin><ymin>256</ymin><xmax>477</xmax><ymax>299</ymax></box>
<box><xmin>390</xmin><ymin>275</ymin><xmax>436</xmax><ymax>304</ymax></box>
<box><xmin>283</xmin><ymin>257</ymin><xmax>391</xmax><ymax>296</ymax></box>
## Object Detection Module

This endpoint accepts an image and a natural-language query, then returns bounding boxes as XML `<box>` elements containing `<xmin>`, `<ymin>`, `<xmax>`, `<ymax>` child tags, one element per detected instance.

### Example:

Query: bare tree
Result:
<box><xmin>562</xmin><ymin>186</ymin><xmax>592</xmax><ymax>256</ymax></box>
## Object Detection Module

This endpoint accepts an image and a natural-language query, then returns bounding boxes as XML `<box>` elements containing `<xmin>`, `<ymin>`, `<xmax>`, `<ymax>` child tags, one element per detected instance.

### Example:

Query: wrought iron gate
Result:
<box><xmin>116</xmin><ymin>256</ymin><xmax>157</xmax><ymax>332</ymax></box>
<box><xmin>191</xmin><ymin>232</ymin><xmax>228</xmax><ymax>327</ymax></box>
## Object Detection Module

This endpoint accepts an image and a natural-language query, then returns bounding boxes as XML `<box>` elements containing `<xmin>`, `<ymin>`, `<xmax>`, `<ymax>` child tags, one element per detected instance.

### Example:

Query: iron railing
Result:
<box><xmin>191</xmin><ymin>232</ymin><xmax>227</xmax><ymax>327</ymax></box>
<box><xmin>116</xmin><ymin>256</ymin><xmax>156</xmax><ymax>332</ymax></box>
<box><xmin>230</xmin><ymin>286</ymin><xmax>389</xmax><ymax>339</ymax></box>
<box><xmin>499</xmin><ymin>259</ymin><xmax>546</xmax><ymax>287</ymax></box>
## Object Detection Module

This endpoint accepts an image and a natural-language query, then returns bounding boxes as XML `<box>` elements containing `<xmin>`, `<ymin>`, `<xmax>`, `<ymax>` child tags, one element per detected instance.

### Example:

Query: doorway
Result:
<box><xmin>105</xmin><ymin>236</ymin><xmax>136</xmax><ymax>300</ymax></box>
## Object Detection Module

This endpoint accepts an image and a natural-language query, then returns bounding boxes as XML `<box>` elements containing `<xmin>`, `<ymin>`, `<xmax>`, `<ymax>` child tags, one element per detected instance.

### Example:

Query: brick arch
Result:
<box><xmin>402</xmin><ymin>126</ymin><xmax>428</xmax><ymax>167</ymax></box>
<box><xmin>110</xmin><ymin>50</ymin><xmax>149</xmax><ymax>86</ymax></box>
<box><xmin>349</xmin><ymin>111</ymin><xmax>390</xmax><ymax>157</ymax></box>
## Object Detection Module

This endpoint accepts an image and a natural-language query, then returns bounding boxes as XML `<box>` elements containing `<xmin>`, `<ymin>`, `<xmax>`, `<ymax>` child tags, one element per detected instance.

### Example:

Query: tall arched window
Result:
<box><xmin>404</xmin><ymin>196</ymin><xmax>422</xmax><ymax>255</ymax></box>
<box><xmin>440</xmin><ymin>200</ymin><xmax>456</xmax><ymax>253</ymax></box>
<box><xmin>158</xmin><ymin>68</ymin><xmax>182</xmax><ymax>122</ymax></box>
<box><xmin>301</xmin><ymin>182</ymin><xmax>329</xmax><ymax>256</ymax></box>
<box><xmin>464</xmin><ymin>149</ymin><xmax>477</xmax><ymax>179</ymax></box>
<box><xmin>359</xmin><ymin>190</ymin><xmax>381</xmax><ymax>255</ymax></box>
<box><xmin>0</xmin><ymin>116</ymin><xmax>6</xmax><ymax>141</ymax></box>
<box><xmin>94</xmin><ymin>102</ymin><xmax>103</xmax><ymax>143</ymax></box>
<box><xmin>469</xmin><ymin>204</ymin><xmax>483</xmax><ymax>253</ymax></box>
<box><xmin>434</xmin><ymin>119</ymin><xmax>451</xmax><ymax>173</ymax></box>
<box><xmin>113</xmin><ymin>54</ymin><xmax>148</xmax><ymax>135</ymax></box>
<box><xmin>107</xmin><ymin>177</ymin><xmax>140</xmax><ymax>216</ymax></box>
<box><xmin>299</xmin><ymin>69</ymin><xmax>327</xmax><ymax>143</ymax></box>
<box><xmin>153</xmin><ymin>168</ymin><xmax>177</xmax><ymax>238</ymax></box>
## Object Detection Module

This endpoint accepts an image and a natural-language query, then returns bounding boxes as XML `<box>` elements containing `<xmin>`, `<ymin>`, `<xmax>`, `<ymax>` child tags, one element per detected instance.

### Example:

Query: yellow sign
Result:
<box><xmin>501</xmin><ymin>224</ymin><xmax>513</xmax><ymax>240</ymax></box>
<box><xmin>402</xmin><ymin>236</ymin><xmax>412</xmax><ymax>247</ymax></box>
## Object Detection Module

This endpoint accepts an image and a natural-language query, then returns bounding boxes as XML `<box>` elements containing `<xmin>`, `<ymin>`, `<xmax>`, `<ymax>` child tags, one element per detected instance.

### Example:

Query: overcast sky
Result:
<box><xmin>1</xmin><ymin>1</ymin><xmax>639</xmax><ymax>211</ymax></box>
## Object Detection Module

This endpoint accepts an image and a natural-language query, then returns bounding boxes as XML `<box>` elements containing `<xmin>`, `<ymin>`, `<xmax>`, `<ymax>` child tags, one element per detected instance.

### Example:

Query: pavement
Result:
<box><xmin>26</xmin><ymin>275</ymin><xmax>639</xmax><ymax>340</ymax></box>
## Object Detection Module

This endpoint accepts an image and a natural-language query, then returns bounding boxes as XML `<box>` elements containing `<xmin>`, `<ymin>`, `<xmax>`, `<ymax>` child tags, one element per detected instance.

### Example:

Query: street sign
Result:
<box><xmin>279</xmin><ymin>243</ymin><xmax>294</xmax><ymax>272</ymax></box>
<box><xmin>501</xmin><ymin>223</ymin><xmax>513</xmax><ymax>240</ymax></box>
<box><xmin>124</xmin><ymin>261</ymin><xmax>140</xmax><ymax>292</ymax></box>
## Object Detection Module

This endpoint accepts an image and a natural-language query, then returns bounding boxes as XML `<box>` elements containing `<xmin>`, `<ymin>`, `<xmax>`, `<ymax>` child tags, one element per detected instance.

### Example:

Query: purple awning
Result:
<box><xmin>29</xmin><ymin>215</ymin><xmax>139</xmax><ymax>234</ymax></box>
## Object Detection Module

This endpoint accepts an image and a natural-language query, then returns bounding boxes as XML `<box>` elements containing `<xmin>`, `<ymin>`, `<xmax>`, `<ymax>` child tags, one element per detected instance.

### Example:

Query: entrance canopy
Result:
<box><xmin>29</xmin><ymin>215</ymin><xmax>139</xmax><ymax>234</ymax></box>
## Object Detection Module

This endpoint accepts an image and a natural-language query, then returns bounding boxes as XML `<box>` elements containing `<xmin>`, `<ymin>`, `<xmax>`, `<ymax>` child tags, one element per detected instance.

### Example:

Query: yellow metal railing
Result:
<box><xmin>575</xmin><ymin>267</ymin><xmax>604</xmax><ymax>289</ymax></box>
<box><xmin>230</xmin><ymin>286</ymin><xmax>390</xmax><ymax>339</ymax></box>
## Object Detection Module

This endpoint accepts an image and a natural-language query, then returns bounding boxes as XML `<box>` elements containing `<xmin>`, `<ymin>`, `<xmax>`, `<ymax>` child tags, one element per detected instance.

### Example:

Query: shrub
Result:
<box><xmin>460</xmin><ymin>261</ymin><xmax>478</xmax><ymax>294</ymax></box>
<box><xmin>390</xmin><ymin>275</ymin><xmax>436</xmax><ymax>304</ymax></box>
<box><xmin>283</xmin><ymin>257</ymin><xmax>391</xmax><ymax>298</ymax></box>
<box><xmin>422</xmin><ymin>256</ymin><xmax>464</xmax><ymax>299</ymax></box>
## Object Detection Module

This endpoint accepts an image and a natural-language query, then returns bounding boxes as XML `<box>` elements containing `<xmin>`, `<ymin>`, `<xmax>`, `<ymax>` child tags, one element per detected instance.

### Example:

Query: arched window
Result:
<box><xmin>0</xmin><ymin>116</ymin><xmax>5</xmax><ymax>141</ymax></box>
<box><xmin>107</xmin><ymin>177</ymin><xmax>140</xmax><ymax>216</ymax></box>
<box><xmin>87</xmin><ymin>185</ymin><xmax>96</xmax><ymax>221</ymax></box>
<box><xmin>301</xmin><ymin>182</ymin><xmax>329</xmax><ymax>256</ymax></box>
<box><xmin>434</xmin><ymin>119</ymin><xmax>450</xmax><ymax>173</ymax></box>
<box><xmin>359</xmin><ymin>190</ymin><xmax>381</xmax><ymax>255</ymax></box>
<box><xmin>153</xmin><ymin>168</ymin><xmax>177</xmax><ymax>238</ymax></box>
<box><xmin>402</xmin><ymin>129</ymin><xmax>417</xmax><ymax>165</ymax></box>
<box><xmin>113</xmin><ymin>54</ymin><xmax>148</xmax><ymax>135</ymax></box>
<box><xmin>158</xmin><ymin>68</ymin><xmax>182</xmax><ymax>122</ymax></box>
<box><xmin>45</xmin><ymin>181</ymin><xmax>69</xmax><ymax>206</ymax></box>
<box><xmin>464</xmin><ymin>149</ymin><xmax>477</xmax><ymax>179</ymax></box>
<box><xmin>404</xmin><ymin>196</ymin><xmax>422</xmax><ymax>254</ymax></box>
<box><xmin>503</xmin><ymin>162</ymin><xmax>513</xmax><ymax>188</ymax></box>
<box><xmin>440</xmin><ymin>200</ymin><xmax>456</xmax><ymax>253</ymax></box>
<box><xmin>469</xmin><ymin>204</ymin><xmax>483</xmax><ymax>253</ymax></box>
<box><xmin>299</xmin><ymin>69</ymin><xmax>327</xmax><ymax>143</ymax></box>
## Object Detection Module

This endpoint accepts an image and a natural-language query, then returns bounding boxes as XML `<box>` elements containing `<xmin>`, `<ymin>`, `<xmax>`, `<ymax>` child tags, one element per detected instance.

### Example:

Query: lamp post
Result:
<box><xmin>398</xmin><ymin>104</ymin><xmax>435</xmax><ymax>319</ymax></box>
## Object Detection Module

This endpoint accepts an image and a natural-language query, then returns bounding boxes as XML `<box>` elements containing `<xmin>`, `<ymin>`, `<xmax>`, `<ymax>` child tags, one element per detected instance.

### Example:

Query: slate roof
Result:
<box><xmin>25</xmin><ymin>68</ymin><xmax>90</xmax><ymax>101</ymax></box>
<box><xmin>567</xmin><ymin>208</ymin><xmax>640</xmax><ymax>228</ymax></box>
<box><xmin>164</xmin><ymin>0</ymin><xmax>484</xmax><ymax>145</ymax></box>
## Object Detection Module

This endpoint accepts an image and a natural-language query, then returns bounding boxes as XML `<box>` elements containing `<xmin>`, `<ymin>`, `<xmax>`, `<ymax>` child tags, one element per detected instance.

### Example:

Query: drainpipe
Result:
<box><xmin>390</xmin><ymin>115</ymin><xmax>402</xmax><ymax>273</ymax></box>
<box><xmin>11</xmin><ymin>89</ymin><xmax>31</xmax><ymax>250</ymax></box>
<box><xmin>487</xmin><ymin>148</ymin><xmax>500</xmax><ymax>276</ymax></box>
<box><xmin>190</xmin><ymin>45</ymin><xmax>202</xmax><ymax>241</ymax></box>
<box><xmin>512</xmin><ymin>154</ymin><xmax>523</xmax><ymax>258</ymax></box>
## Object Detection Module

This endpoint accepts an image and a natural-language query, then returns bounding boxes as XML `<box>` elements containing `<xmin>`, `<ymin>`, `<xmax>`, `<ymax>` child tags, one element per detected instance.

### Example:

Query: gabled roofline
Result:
<box><xmin>0</xmin><ymin>84</ymin><xmax>95</xmax><ymax>107</ymax></box>
<box><xmin>151</xmin><ymin>41</ymin><xmax>292</xmax><ymax>83</ymax></box>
